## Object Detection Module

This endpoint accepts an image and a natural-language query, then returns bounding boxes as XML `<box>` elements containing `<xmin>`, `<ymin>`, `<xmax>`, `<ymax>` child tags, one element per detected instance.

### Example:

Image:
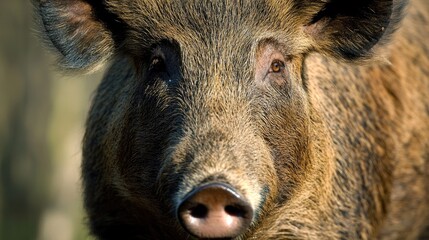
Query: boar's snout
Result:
<box><xmin>177</xmin><ymin>183</ymin><xmax>253</xmax><ymax>239</ymax></box>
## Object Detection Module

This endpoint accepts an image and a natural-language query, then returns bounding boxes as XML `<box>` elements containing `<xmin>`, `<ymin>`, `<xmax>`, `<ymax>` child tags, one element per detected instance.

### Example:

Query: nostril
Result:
<box><xmin>189</xmin><ymin>204</ymin><xmax>208</xmax><ymax>219</ymax></box>
<box><xmin>177</xmin><ymin>183</ymin><xmax>254</xmax><ymax>238</ymax></box>
<box><xmin>225</xmin><ymin>205</ymin><xmax>247</xmax><ymax>218</ymax></box>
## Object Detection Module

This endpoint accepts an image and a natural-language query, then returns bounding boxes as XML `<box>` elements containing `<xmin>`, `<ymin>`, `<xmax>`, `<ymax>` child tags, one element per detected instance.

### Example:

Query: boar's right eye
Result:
<box><xmin>146</xmin><ymin>41</ymin><xmax>182</xmax><ymax>86</ymax></box>
<box><xmin>149</xmin><ymin>57</ymin><xmax>166</xmax><ymax>73</ymax></box>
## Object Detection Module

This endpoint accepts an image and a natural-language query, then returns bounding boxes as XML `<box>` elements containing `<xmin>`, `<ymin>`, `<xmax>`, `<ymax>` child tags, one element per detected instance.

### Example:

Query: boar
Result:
<box><xmin>35</xmin><ymin>0</ymin><xmax>429</xmax><ymax>239</ymax></box>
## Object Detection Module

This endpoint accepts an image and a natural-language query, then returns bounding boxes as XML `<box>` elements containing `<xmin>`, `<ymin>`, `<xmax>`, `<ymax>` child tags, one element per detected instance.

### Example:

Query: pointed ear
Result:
<box><xmin>35</xmin><ymin>0</ymin><xmax>117</xmax><ymax>71</ymax></box>
<box><xmin>302</xmin><ymin>0</ymin><xmax>406</xmax><ymax>61</ymax></box>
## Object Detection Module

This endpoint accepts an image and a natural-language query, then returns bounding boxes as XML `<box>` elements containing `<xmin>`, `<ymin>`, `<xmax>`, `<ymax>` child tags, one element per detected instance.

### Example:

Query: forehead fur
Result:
<box><xmin>106</xmin><ymin>0</ymin><xmax>310</xmax><ymax>53</ymax></box>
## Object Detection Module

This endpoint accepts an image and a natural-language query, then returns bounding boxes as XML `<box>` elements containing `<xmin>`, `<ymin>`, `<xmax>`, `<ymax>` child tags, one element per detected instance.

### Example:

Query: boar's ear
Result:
<box><xmin>302</xmin><ymin>0</ymin><xmax>406</xmax><ymax>61</ymax></box>
<box><xmin>34</xmin><ymin>0</ymin><xmax>122</xmax><ymax>71</ymax></box>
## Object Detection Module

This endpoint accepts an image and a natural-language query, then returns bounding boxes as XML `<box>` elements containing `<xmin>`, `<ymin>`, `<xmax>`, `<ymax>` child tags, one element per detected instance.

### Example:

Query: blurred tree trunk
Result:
<box><xmin>0</xmin><ymin>0</ymin><xmax>53</xmax><ymax>239</ymax></box>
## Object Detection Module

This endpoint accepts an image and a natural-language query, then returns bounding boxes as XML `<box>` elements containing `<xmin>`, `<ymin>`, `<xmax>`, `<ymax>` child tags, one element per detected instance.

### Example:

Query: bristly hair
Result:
<box><xmin>32</xmin><ymin>0</ymin><xmax>127</xmax><ymax>72</ymax></box>
<box><xmin>295</xmin><ymin>0</ymin><xmax>408</xmax><ymax>61</ymax></box>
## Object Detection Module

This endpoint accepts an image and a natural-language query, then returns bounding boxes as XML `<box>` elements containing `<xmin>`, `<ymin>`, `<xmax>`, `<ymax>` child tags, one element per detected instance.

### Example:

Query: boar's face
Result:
<box><xmin>110</xmin><ymin>5</ymin><xmax>312</xmax><ymax>237</ymax></box>
<box><xmin>36</xmin><ymin>0</ymin><xmax>396</xmax><ymax>238</ymax></box>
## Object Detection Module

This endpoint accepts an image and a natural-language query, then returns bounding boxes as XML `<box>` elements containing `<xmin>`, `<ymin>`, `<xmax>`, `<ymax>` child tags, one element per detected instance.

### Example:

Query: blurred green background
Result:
<box><xmin>1</xmin><ymin>1</ymin><xmax>103</xmax><ymax>239</ymax></box>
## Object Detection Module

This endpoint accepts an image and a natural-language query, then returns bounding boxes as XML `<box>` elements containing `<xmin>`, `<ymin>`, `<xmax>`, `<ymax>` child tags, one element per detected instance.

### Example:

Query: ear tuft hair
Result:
<box><xmin>35</xmin><ymin>0</ymin><xmax>115</xmax><ymax>71</ymax></box>
<box><xmin>301</xmin><ymin>0</ymin><xmax>407</xmax><ymax>61</ymax></box>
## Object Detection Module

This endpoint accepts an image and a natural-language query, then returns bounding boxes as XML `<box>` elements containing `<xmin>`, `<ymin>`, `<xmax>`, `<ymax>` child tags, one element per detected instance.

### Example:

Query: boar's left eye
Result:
<box><xmin>255</xmin><ymin>43</ymin><xmax>289</xmax><ymax>88</ymax></box>
<box><xmin>269</xmin><ymin>60</ymin><xmax>285</xmax><ymax>73</ymax></box>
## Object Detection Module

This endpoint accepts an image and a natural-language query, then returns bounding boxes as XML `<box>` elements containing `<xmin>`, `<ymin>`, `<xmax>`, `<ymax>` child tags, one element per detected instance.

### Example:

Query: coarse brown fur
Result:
<box><xmin>34</xmin><ymin>0</ymin><xmax>429</xmax><ymax>239</ymax></box>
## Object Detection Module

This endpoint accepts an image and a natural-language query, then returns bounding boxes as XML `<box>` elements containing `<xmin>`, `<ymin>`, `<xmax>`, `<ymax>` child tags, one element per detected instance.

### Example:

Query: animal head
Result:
<box><xmin>35</xmin><ymin>0</ymin><xmax>405</xmax><ymax>238</ymax></box>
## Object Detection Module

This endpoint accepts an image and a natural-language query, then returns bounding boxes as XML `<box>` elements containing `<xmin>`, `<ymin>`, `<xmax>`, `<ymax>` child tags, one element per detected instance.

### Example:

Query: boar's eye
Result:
<box><xmin>149</xmin><ymin>57</ymin><xmax>166</xmax><ymax>73</ymax></box>
<box><xmin>255</xmin><ymin>43</ymin><xmax>289</xmax><ymax>88</ymax></box>
<box><xmin>146</xmin><ymin>41</ymin><xmax>181</xmax><ymax>86</ymax></box>
<box><xmin>269</xmin><ymin>60</ymin><xmax>285</xmax><ymax>73</ymax></box>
